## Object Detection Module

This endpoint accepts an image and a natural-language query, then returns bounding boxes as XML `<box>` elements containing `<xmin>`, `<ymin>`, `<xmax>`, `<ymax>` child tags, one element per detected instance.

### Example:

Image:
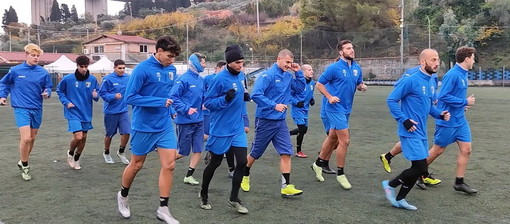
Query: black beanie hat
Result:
<box><xmin>225</xmin><ymin>45</ymin><xmax>244</xmax><ymax>64</ymax></box>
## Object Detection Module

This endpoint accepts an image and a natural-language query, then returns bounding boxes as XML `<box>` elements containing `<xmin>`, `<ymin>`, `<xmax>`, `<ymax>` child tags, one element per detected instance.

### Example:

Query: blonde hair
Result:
<box><xmin>24</xmin><ymin>44</ymin><xmax>43</xmax><ymax>55</ymax></box>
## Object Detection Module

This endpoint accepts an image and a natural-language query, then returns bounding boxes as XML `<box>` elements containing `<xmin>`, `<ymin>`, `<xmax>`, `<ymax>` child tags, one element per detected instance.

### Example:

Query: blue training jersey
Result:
<box><xmin>317</xmin><ymin>59</ymin><xmax>363</xmax><ymax>114</ymax></box>
<box><xmin>202</xmin><ymin>73</ymin><xmax>217</xmax><ymax>116</ymax></box>
<box><xmin>251</xmin><ymin>63</ymin><xmax>306</xmax><ymax>120</ymax></box>
<box><xmin>395</xmin><ymin>66</ymin><xmax>439</xmax><ymax>101</ymax></box>
<box><xmin>99</xmin><ymin>72</ymin><xmax>130</xmax><ymax>114</ymax></box>
<box><xmin>387</xmin><ymin>69</ymin><xmax>442</xmax><ymax>139</ymax></box>
<box><xmin>435</xmin><ymin>64</ymin><xmax>470</xmax><ymax>128</ymax></box>
<box><xmin>125</xmin><ymin>55</ymin><xmax>177</xmax><ymax>132</ymax></box>
<box><xmin>290</xmin><ymin>78</ymin><xmax>315</xmax><ymax>119</ymax></box>
<box><xmin>57</xmin><ymin>72</ymin><xmax>99</xmax><ymax>122</ymax></box>
<box><xmin>170</xmin><ymin>69</ymin><xmax>205</xmax><ymax>124</ymax></box>
<box><xmin>0</xmin><ymin>62</ymin><xmax>52</xmax><ymax>109</ymax></box>
<box><xmin>204</xmin><ymin>69</ymin><xmax>247</xmax><ymax>137</ymax></box>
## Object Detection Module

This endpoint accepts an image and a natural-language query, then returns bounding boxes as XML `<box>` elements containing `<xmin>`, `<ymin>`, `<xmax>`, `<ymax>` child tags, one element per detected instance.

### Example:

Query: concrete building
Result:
<box><xmin>82</xmin><ymin>34</ymin><xmax>156</xmax><ymax>63</ymax></box>
<box><xmin>31</xmin><ymin>0</ymin><xmax>112</xmax><ymax>25</ymax></box>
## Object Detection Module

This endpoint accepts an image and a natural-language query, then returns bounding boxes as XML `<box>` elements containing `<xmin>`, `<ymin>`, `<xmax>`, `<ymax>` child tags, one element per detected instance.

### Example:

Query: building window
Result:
<box><xmin>140</xmin><ymin>45</ymin><xmax>148</xmax><ymax>53</ymax></box>
<box><xmin>94</xmin><ymin>46</ymin><xmax>104</xmax><ymax>53</ymax></box>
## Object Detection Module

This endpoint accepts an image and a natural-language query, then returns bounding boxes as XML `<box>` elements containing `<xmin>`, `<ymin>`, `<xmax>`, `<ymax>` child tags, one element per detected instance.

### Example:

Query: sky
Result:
<box><xmin>1</xmin><ymin>0</ymin><xmax>126</xmax><ymax>24</ymax></box>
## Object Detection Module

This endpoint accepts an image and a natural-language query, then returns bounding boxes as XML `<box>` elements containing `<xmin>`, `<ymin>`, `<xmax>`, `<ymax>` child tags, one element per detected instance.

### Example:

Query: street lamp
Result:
<box><xmin>249</xmin><ymin>47</ymin><xmax>253</xmax><ymax>64</ymax></box>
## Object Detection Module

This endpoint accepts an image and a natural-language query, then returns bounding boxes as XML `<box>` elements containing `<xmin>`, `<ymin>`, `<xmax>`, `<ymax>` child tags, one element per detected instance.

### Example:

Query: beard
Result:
<box><xmin>343</xmin><ymin>55</ymin><xmax>354</xmax><ymax>61</ymax></box>
<box><xmin>424</xmin><ymin>64</ymin><xmax>437</xmax><ymax>74</ymax></box>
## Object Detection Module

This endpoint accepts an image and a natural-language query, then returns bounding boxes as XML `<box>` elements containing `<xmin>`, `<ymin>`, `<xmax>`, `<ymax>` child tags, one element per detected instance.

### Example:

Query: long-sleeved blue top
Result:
<box><xmin>290</xmin><ymin>79</ymin><xmax>315</xmax><ymax>119</ymax></box>
<box><xmin>317</xmin><ymin>59</ymin><xmax>363</xmax><ymax>114</ymax></box>
<box><xmin>395</xmin><ymin>66</ymin><xmax>438</xmax><ymax>101</ymax></box>
<box><xmin>436</xmin><ymin>64</ymin><xmax>469</xmax><ymax>127</ymax></box>
<box><xmin>204</xmin><ymin>68</ymin><xmax>247</xmax><ymax>137</ymax></box>
<box><xmin>251</xmin><ymin>63</ymin><xmax>306</xmax><ymax>120</ymax></box>
<box><xmin>202</xmin><ymin>73</ymin><xmax>217</xmax><ymax>116</ymax></box>
<box><xmin>57</xmin><ymin>72</ymin><xmax>99</xmax><ymax>122</ymax></box>
<box><xmin>99</xmin><ymin>72</ymin><xmax>129</xmax><ymax>114</ymax></box>
<box><xmin>170</xmin><ymin>69</ymin><xmax>204</xmax><ymax>124</ymax></box>
<box><xmin>0</xmin><ymin>62</ymin><xmax>52</xmax><ymax>109</ymax></box>
<box><xmin>387</xmin><ymin>69</ymin><xmax>442</xmax><ymax>139</ymax></box>
<box><xmin>125</xmin><ymin>55</ymin><xmax>177</xmax><ymax>132</ymax></box>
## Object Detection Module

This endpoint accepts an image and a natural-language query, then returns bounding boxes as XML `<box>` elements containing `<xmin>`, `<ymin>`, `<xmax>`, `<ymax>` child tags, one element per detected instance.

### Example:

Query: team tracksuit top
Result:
<box><xmin>395</xmin><ymin>66</ymin><xmax>439</xmax><ymax>101</ymax></box>
<box><xmin>0</xmin><ymin>62</ymin><xmax>53</xmax><ymax>109</ymax></box>
<box><xmin>290</xmin><ymin>78</ymin><xmax>315</xmax><ymax>119</ymax></box>
<box><xmin>435</xmin><ymin>64</ymin><xmax>470</xmax><ymax>128</ymax></box>
<box><xmin>204</xmin><ymin>68</ymin><xmax>247</xmax><ymax>137</ymax></box>
<box><xmin>387</xmin><ymin>69</ymin><xmax>442</xmax><ymax>139</ymax></box>
<box><xmin>99</xmin><ymin>72</ymin><xmax>129</xmax><ymax>114</ymax></box>
<box><xmin>251</xmin><ymin>63</ymin><xmax>306</xmax><ymax>120</ymax></box>
<box><xmin>202</xmin><ymin>73</ymin><xmax>217</xmax><ymax>116</ymax></box>
<box><xmin>170</xmin><ymin>69</ymin><xmax>204</xmax><ymax>124</ymax></box>
<box><xmin>124</xmin><ymin>55</ymin><xmax>177</xmax><ymax>132</ymax></box>
<box><xmin>318</xmin><ymin>59</ymin><xmax>363</xmax><ymax>114</ymax></box>
<box><xmin>57</xmin><ymin>71</ymin><xmax>99</xmax><ymax>122</ymax></box>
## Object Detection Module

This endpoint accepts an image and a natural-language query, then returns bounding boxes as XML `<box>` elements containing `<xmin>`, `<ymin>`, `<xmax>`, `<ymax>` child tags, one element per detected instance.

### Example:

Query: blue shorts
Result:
<box><xmin>68</xmin><ymin>120</ymin><xmax>93</xmax><ymax>133</ymax></box>
<box><xmin>327</xmin><ymin>112</ymin><xmax>350</xmax><ymax>130</ymax></box>
<box><xmin>293</xmin><ymin>117</ymin><xmax>308</xmax><ymax>126</ymax></box>
<box><xmin>104</xmin><ymin>112</ymin><xmax>131</xmax><ymax>137</ymax></box>
<box><xmin>176</xmin><ymin>122</ymin><xmax>204</xmax><ymax>156</ymax></box>
<box><xmin>14</xmin><ymin>108</ymin><xmax>42</xmax><ymax>128</ymax></box>
<box><xmin>434</xmin><ymin>123</ymin><xmax>472</xmax><ymax>147</ymax></box>
<box><xmin>206</xmin><ymin>132</ymin><xmax>247</xmax><ymax>155</ymax></box>
<box><xmin>249</xmin><ymin>118</ymin><xmax>293</xmax><ymax>159</ymax></box>
<box><xmin>321</xmin><ymin>115</ymin><xmax>330</xmax><ymax>134</ymax></box>
<box><xmin>130</xmin><ymin>128</ymin><xmax>177</xmax><ymax>156</ymax></box>
<box><xmin>203</xmin><ymin>114</ymin><xmax>211</xmax><ymax>136</ymax></box>
<box><xmin>400</xmin><ymin>136</ymin><xmax>429</xmax><ymax>161</ymax></box>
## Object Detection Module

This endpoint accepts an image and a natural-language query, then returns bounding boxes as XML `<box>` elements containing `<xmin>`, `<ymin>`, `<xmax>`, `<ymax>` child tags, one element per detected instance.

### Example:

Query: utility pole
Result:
<box><xmin>186</xmin><ymin>21</ymin><xmax>189</xmax><ymax>61</ymax></box>
<box><xmin>256</xmin><ymin>0</ymin><xmax>260</xmax><ymax>34</ymax></box>
<box><xmin>9</xmin><ymin>30</ymin><xmax>12</xmax><ymax>52</ymax></box>
<box><xmin>37</xmin><ymin>28</ymin><xmax>41</xmax><ymax>46</ymax></box>
<box><xmin>426</xmin><ymin>16</ymin><xmax>431</xmax><ymax>48</ymax></box>
<box><xmin>27</xmin><ymin>27</ymin><xmax>30</xmax><ymax>44</ymax></box>
<box><xmin>300</xmin><ymin>31</ymin><xmax>303</xmax><ymax>64</ymax></box>
<box><xmin>400</xmin><ymin>0</ymin><xmax>404</xmax><ymax>71</ymax></box>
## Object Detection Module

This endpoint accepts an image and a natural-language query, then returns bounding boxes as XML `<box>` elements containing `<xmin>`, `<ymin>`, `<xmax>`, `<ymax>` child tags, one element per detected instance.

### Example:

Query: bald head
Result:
<box><xmin>419</xmin><ymin>49</ymin><xmax>440</xmax><ymax>75</ymax></box>
<box><xmin>276</xmin><ymin>49</ymin><xmax>295</xmax><ymax>71</ymax></box>
<box><xmin>302</xmin><ymin>64</ymin><xmax>313</xmax><ymax>78</ymax></box>
<box><xmin>278</xmin><ymin>49</ymin><xmax>294</xmax><ymax>59</ymax></box>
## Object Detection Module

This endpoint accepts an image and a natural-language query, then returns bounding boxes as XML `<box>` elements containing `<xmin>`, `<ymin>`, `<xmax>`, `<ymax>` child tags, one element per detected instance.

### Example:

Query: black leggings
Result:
<box><xmin>201</xmin><ymin>146</ymin><xmax>247</xmax><ymax>202</ymax></box>
<box><xmin>389</xmin><ymin>159</ymin><xmax>428</xmax><ymax>200</ymax></box>
<box><xmin>289</xmin><ymin>125</ymin><xmax>308</xmax><ymax>152</ymax></box>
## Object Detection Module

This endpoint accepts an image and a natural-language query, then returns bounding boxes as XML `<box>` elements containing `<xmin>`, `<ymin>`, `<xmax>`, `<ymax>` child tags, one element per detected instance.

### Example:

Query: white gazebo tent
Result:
<box><xmin>44</xmin><ymin>55</ymin><xmax>76</xmax><ymax>74</ymax></box>
<box><xmin>88</xmin><ymin>56</ymin><xmax>114</xmax><ymax>74</ymax></box>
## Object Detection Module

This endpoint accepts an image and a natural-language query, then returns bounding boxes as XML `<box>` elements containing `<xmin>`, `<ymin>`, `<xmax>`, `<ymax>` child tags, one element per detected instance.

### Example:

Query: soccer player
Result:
<box><xmin>241</xmin><ymin>49</ymin><xmax>305</xmax><ymax>197</ymax></box>
<box><xmin>0</xmin><ymin>43</ymin><xmax>52</xmax><ymax>181</ymax></box>
<box><xmin>426</xmin><ymin>46</ymin><xmax>478</xmax><ymax>194</ymax></box>
<box><xmin>379</xmin><ymin>66</ymin><xmax>442</xmax><ymax>189</ymax></box>
<box><xmin>98</xmin><ymin>59</ymin><xmax>130</xmax><ymax>165</ymax></box>
<box><xmin>203</xmin><ymin>61</ymin><xmax>227</xmax><ymax>143</ymax></box>
<box><xmin>170</xmin><ymin>52</ymin><xmax>207</xmax><ymax>186</ymax></box>
<box><xmin>116</xmin><ymin>36</ymin><xmax>181</xmax><ymax>224</ymax></box>
<box><xmin>56</xmin><ymin>55</ymin><xmax>99</xmax><ymax>170</ymax></box>
<box><xmin>312</xmin><ymin>40</ymin><xmax>367</xmax><ymax>189</ymax></box>
<box><xmin>289</xmin><ymin>64</ymin><xmax>315</xmax><ymax>158</ymax></box>
<box><xmin>382</xmin><ymin>49</ymin><xmax>450</xmax><ymax>210</ymax></box>
<box><xmin>200</xmin><ymin>45</ymin><xmax>250</xmax><ymax>214</ymax></box>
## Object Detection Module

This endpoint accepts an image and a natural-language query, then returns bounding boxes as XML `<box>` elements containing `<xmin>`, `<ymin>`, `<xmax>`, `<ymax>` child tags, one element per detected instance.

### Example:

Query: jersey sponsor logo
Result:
<box><xmin>86</xmin><ymin>82</ymin><xmax>91</xmax><ymax>88</ymax></box>
<box><xmin>430</xmin><ymin>85</ymin><xmax>435</xmax><ymax>95</ymax></box>
<box><xmin>190</xmin><ymin>85</ymin><xmax>196</xmax><ymax>88</ymax></box>
<box><xmin>342</xmin><ymin>70</ymin><xmax>347</xmax><ymax>76</ymax></box>
<box><xmin>310</xmin><ymin>85</ymin><xmax>314</xmax><ymax>90</ymax></box>
<box><xmin>422</xmin><ymin>86</ymin><xmax>426</xmax><ymax>95</ymax></box>
<box><xmin>232</xmin><ymin>82</ymin><xmax>238</xmax><ymax>91</ymax></box>
<box><xmin>275</xmin><ymin>79</ymin><xmax>281</xmax><ymax>83</ymax></box>
<box><xmin>461</xmin><ymin>78</ymin><xmax>466</xmax><ymax>87</ymax></box>
<box><xmin>353</xmin><ymin>70</ymin><xmax>358</xmax><ymax>76</ymax></box>
<box><xmin>113</xmin><ymin>83</ymin><xmax>119</xmax><ymax>86</ymax></box>
<box><xmin>18</xmin><ymin>75</ymin><xmax>26</xmax><ymax>78</ymax></box>
<box><xmin>75</xmin><ymin>81</ymin><xmax>79</xmax><ymax>88</ymax></box>
<box><xmin>168</xmin><ymin>72</ymin><xmax>174</xmax><ymax>80</ymax></box>
<box><xmin>156</xmin><ymin>72</ymin><xmax>161</xmax><ymax>81</ymax></box>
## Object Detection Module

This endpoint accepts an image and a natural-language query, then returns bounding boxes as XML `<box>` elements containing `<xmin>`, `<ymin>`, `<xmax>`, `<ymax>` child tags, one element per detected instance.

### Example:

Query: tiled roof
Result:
<box><xmin>0</xmin><ymin>51</ymin><xmax>82</xmax><ymax>65</ymax></box>
<box><xmin>84</xmin><ymin>34</ymin><xmax>157</xmax><ymax>45</ymax></box>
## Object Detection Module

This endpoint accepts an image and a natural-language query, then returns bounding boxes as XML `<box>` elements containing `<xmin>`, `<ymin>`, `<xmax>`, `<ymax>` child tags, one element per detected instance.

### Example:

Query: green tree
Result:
<box><xmin>2</xmin><ymin>6</ymin><xmax>19</xmax><ymax>25</ymax></box>
<box><xmin>439</xmin><ymin>9</ymin><xmax>480</xmax><ymax>67</ymax></box>
<box><xmin>61</xmin><ymin>4</ymin><xmax>71</xmax><ymax>22</ymax></box>
<box><xmin>70</xmin><ymin>5</ymin><xmax>79</xmax><ymax>22</ymax></box>
<box><xmin>50</xmin><ymin>0</ymin><xmax>62</xmax><ymax>22</ymax></box>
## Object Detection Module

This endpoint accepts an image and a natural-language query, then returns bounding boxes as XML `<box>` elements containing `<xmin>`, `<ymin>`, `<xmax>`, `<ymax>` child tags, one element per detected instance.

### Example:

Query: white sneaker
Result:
<box><xmin>117</xmin><ymin>151</ymin><xmax>130</xmax><ymax>165</ymax></box>
<box><xmin>156</xmin><ymin>206</ymin><xmax>180</xmax><ymax>224</ymax></box>
<box><xmin>117</xmin><ymin>191</ymin><xmax>130</xmax><ymax>218</ymax></box>
<box><xmin>183</xmin><ymin>176</ymin><xmax>199</xmax><ymax>185</ymax></box>
<box><xmin>103</xmin><ymin>152</ymin><xmax>115</xmax><ymax>164</ymax></box>
<box><xmin>73</xmin><ymin>160</ymin><xmax>81</xmax><ymax>170</ymax></box>
<box><xmin>67</xmin><ymin>151</ymin><xmax>74</xmax><ymax>169</ymax></box>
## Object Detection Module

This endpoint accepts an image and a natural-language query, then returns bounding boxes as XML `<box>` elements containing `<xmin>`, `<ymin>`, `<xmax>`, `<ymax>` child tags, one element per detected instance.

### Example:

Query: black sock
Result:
<box><xmin>22</xmin><ymin>161</ymin><xmax>28</xmax><ymax>166</ymax></box>
<box><xmin>68</xmin><ymin>150</ymin><xmax>74</xmax><ymax>156</ymax></box>
<box><xmin>121</xmin><ymin>186</ymin><xmax>130</xmax><ymax>197</ymax></box>
<box><xmin>315</xmin><ymin>158</ymin><xmax>326</xmax><ymax>167</ymax></box>
<box><xmin>455</xmin><ymin>177</ymin><xmax>464</xmax><ymax>185</ymax></box>
<box><xmin>324</xmin><ymin>160</ymin><xmax>330</xmax><ymax>168</ymax></box>
<box><xmin>186</xmin><ymin>167</ymin><xmax>195</xmax><ymax>177</ymax></box>
<box><xmin>119</xmin><ymin>146</ymin><xmax>126</xmax><ymax>153</ymax></box>
<box><xmin>104</xmin><ymin>149</ymin><xmax>110</xmax><ymax>155</ymax></box>
<box><xmin>159</xmin><ymin>197</ymin><xmax>169</xmax><ymax>207</ymax></box>
<box><xmin>337</xmin><ymin>167</ymin><xmax>344</xmax><ymax>175</ymax></box>
<box><xmin>385</xmin><ymin>152</ymin><xmax>394</xmax><ymax>161</ymax></box>
<box><xmin>245</xmin><ymin>166</ymin><xmax>251</xmax><ymax>176</ymax></box>
<box><xmin>282</xmin><ymin>173</ymin><xmax>290</xmax><ymax>185</ymax></box>
<box><xmin>74</xmin><ymin>153</ymin><xmax>81</xmax><ymax>161</ymax></box>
